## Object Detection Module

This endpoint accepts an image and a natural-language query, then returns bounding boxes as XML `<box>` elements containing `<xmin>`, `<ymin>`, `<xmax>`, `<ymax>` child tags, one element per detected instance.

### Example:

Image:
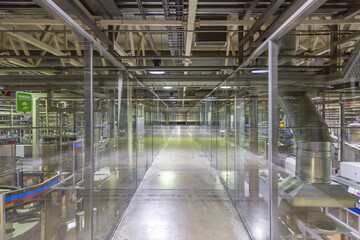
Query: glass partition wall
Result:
<box><xmin>0</xmin><ymin>2</ymin><xmax>173</xmax><ymax>240</ymax></box>
<box><xmin>189</xmin><ymin>35</ymin><xmax>360</xmax><ymax>239</ymax></box>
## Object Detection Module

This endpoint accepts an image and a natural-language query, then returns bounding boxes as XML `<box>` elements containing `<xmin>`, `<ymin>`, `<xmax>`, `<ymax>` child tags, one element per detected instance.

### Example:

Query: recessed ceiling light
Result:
<box><xmin>251</xmin><ymin>69</ymin><xmax>268</xmax><ymax>74</ymax></box>
<box><xmin>220</xmin><ymin>86</ymin><xmax>231</xmax><ymax>89</ymax></box>
<box><xmin>163</xmin><ymin>86</ymin><xmax>173</xmax><ymax>89</ymax></box>
<box><xmin>149</xmin><ymin>70</ymin><xmax>165</xmax><ymax>75</ymax></box>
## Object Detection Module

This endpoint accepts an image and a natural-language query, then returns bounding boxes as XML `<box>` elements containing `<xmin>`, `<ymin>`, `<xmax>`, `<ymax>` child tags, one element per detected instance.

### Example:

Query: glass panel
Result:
<box><xmin>272</xmin><ymin>29</ymin><xmax>359</xmax><ymax>239</ymax></box>
<box><xmin>188</xmin><ymin>69</ymin><xmax>271</xmax><ymax>239</ymax></box>
<box><xmin>0</xmin><ymin>2</ymin><xmax>173</xmax><ymax>239</ymax></box>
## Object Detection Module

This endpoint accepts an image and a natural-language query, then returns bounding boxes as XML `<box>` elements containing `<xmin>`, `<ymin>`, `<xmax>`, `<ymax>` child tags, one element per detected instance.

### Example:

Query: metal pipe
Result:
<box><xmin>83</xmin><ymin>42</ymin><xmax>94</xmax><ymax>239</ymax></box>
<box><xmin>268</xmin><ymin>39</ymin><xmax>279</xmax><ymax>240</ymax></box>
<box><xmin>339</xmin><ymin>102</ymin><xmax>345</xmax><ymax>162</ymax></box>
<box><xmin>249</xmin><ymin>95</ymin><xmax>258</xmax><ymax>153</ymax></box>
<box><xmin>278</xmin><ymin>91</ymin><xmax>332</xmax><ymax>183</ymax></box>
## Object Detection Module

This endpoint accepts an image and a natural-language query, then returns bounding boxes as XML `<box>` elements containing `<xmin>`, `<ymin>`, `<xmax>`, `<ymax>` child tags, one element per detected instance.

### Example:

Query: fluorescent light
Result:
<box><xmin>312</xmin><ymin>96</ymin><xmax>323</xmax><ymax>100</ymax></box>
<box><xmin>0</xmin><ymin>86</ymin><xmax>4</xmax><ymax>90</ymax></box>
<box><xmin>251</xmin><ymin>69</ymin><xmax>268</xmax><ymax>74</ymax></box>
<box><xmin>220</xmin><ymin>86</ymin><xmax>231</xmax><ymax>89</ymax></box>
<box><xmin>163</xmin><ymin>86</ymin><xmax>173</xmax><ymax>89</ymax></box>
<box><xmin>149</xmin><ymin>70</ymin><xmax>165</xmax><ymax>75</ymax></box>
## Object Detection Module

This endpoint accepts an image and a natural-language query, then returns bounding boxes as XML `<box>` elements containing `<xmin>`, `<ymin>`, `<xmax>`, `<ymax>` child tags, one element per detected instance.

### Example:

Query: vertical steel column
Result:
<box><xmin>32</xmin><ymin>97</ymin><xmax>40</xmax><ymax>170</ymax></box>
<box><xmin>248</xmin><ymin>94</ymin><xmax>259</xmax><ymax>198</ymax></box>
<box><xmin>10</xmin><ymin>106</ymin><xmax>13</xmax><ymax>137</ymax></box>
<box><xmin>339</xmin><ymin>102</ymin><xmax>345</xmax><ymax>162</ymax></box>
<box><xmin>151</xmin><ymin>98</ymin><xmax>154</xmax><ymax>163</ymax></box>
<box><xmin>0</xmin><ymin>194</ymin><xmax>5</xmax><ymax>240</ymax></box>
<box><xmin>268</xmin><ymin>40</ymin><xmax>279</xmax><ymax>240</ymax></box>
<box><xmin>249</xmin><ymin>96</ymin><xmax>258</xmax><ymax>153</ymax></box>
<box><xmin>59</xmin><ymin>109</ymin><xmax>63</xmax><ymax>177</ymax></box>
<box><xmin>127</xmin><ymin>74</ymin><xmax>133</xmax><ymax>169</ymax></box>
<box><xmin>116</xmin><ymin>71</ymin><xmax>123</xmax><ymax>166</ymax></box>
<box><xmin>235</xmin><ymin>80</ymin><xmax>246</xmax><ymax>202</ymax></box>
<box><xmin>117</xmin><ymin>72</ymin><xmax>123</xmax><ymax>127</ymax></box>
<box><xmin>83</xmin><ymin>41</ymin><xmax>94</xmax><ymax>240</ymax></box>
<box><xmin>134</xmin><ymin>88</ymin><xmax>138</xmax><ymax>186</ymax></box>
<box><xmin>330</xmin><ymin>17</ymin><xmax>338</xmax><ymax>73</ymax></box>
<box><xmin>322</xmin><ymin>93</ymin><xmax>326</xmax><ymax>119</ymax></box>
<box><xmin>233</xmin><ymin>74</ymin><xmax>241</xmax><ymax>202</ymax></box>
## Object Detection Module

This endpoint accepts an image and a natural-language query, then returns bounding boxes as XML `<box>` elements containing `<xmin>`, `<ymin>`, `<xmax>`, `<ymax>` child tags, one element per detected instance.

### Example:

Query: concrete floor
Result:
<box><xmin>112</xmin><ymin>126</ymin><xmax>250</xmax><ymax>240</ymax></box>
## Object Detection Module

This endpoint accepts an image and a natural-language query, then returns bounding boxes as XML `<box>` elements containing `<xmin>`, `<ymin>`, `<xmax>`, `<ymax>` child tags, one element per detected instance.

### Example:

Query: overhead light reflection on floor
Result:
<box><xmin>159</xmin><ymin>171</ymin><xmax>176</xmax><ymax>187</ymax></box>
<box><xmin>146</xmin><ymin>217</ymin><xmax>171</xmax><ymax>239</ymax></box>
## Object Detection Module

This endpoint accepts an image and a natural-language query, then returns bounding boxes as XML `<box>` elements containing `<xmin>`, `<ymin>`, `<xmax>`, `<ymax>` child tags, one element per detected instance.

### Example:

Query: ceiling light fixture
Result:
<box><xmin>220</xmin><ymin>86</ymin><xmax>231</xmax><ymax>89</ymax></box>
<box><xmin>149</xmin><ymin>59</ymin><xmax>165</xmax><ymax>75</ymax></box>
<box><xmin>149</xmin><ymin>70</ymin><xmax>165</xmax><ymax>75</ymax></box>
<box><xmin>251</xmin><ymin>69</ymin><xmax>268</xmax><ymax>74</ymax></box>
<box><xmin>163</xmin><ymin>86</ymin><xmax>173</xmax><ymax>89</ymax></box>
<box><xmin>0</xmin><ymin>86</ymin><xmax>4</xmax><ymax>90</ymax></box>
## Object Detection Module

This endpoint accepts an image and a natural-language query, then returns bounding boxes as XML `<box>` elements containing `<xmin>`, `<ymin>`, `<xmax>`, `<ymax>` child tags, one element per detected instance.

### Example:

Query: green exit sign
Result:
<box><xmin>16</xmin><ymin>92</ymin><xmax>32</xmax><ymax>114</ymax></box>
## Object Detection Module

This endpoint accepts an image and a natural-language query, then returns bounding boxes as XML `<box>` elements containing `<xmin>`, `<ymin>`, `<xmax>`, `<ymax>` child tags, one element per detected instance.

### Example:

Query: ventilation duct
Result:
<box><xmin>277</xmin><ymin>34</ymin><xmax>331</xmax><ymax>183</ymax></box>
<box><xmin>277</xmin><ymin>36</ymin><xmax>355</xmax><ymax>207</ymax></box>
<box><xmin>194</xmin><ymin>33</ymin><xmax>227</xmax><ymax>47</ymax></box>
<box><xmin>279</xmin><ymin>91</ymin><xmax>331</xmax><ymax>183</ymax></box>
<box><xmin>194</xmin><ymin>16</ymin><xmax>227</xmax><ymax>47</ymax></box>
<box><xmin>278</xmin><ymin>92</ymin><xmax>355</xmax><ymax>207</ymax></box>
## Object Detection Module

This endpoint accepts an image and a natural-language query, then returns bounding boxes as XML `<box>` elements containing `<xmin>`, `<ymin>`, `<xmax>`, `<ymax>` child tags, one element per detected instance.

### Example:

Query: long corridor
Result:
<box><xmin>112</xmin><ymin>126</ymin><xmax>250</xmax><ymax>240</ymax></box>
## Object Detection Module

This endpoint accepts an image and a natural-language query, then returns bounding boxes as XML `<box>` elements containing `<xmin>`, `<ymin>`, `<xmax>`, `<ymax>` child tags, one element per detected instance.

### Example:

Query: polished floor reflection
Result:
<box><xmin>112</xmin><ymin>126</ymin><xmax>250</xmax><ymax>240</ymax></box>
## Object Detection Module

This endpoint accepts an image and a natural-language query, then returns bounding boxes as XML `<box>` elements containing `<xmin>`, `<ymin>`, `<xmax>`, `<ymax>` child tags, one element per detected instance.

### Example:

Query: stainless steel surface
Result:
<box><xmin>296</xmin><ymin>141</ymin><xmax>332</xmax><ymax>183</ymax></box>
<box><xmin>83</xmin><ymin>42</ymin><xmax>94</xmax><ymax>240</ymax></box>
<box><xmin>279</xmin><ymin>176</ymin><xmax>355</xmax><ymax>207</ymax></box>
<box><xmin>279</xmin><ymin>91</ymin><xmax>332</xmax><ymax>183</ymax></box>
<box><xmin>268</xmin><ymin>40</ymin><xmax>279</xmax><ymax>239</ymax></box>
<box><xmin>112</xmin><ymin>127</ymin><xmax>250</xmax><ymax>240</ymax></box>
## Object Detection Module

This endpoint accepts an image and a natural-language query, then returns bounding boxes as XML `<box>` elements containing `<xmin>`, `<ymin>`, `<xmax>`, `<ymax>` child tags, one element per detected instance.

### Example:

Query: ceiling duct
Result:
<box><xmin>277</xmin><ymin>35</ymin><xmax>355</xmax><ymax>208</ymax></box>
<box><xmin>194</xmin><ymin>16</ymin><xmax>227</xmax><ymax>47</ymax></box>
<box><xmin>279</xmin><ymin>91</ymin><xmax>332</xmax><ymax>183</ymax></box>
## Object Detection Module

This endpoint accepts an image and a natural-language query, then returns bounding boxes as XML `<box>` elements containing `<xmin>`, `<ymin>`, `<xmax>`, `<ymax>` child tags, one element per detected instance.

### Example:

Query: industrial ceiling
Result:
<box><xmin>0</xmin><ymin>0</ymin><xmax>360</xmax><ymax>112</ymax></box>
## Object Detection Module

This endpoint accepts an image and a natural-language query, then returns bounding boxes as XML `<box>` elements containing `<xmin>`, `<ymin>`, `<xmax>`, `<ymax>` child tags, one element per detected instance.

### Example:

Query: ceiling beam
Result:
<box><xmin>251</xmin><ymin>0</ymin><xmax>318</xmax><ymax>49</ymax></box>
<box><xmin>184</xmin><ymin>0</ymin><xmax>198</xmax><ymax>71</ymax></box>
<box><xmin>40</xmin><ymin>0</ymin><xmax>137</xmax><ymax>68</ymax></box>
<box><xmin>136</xmin><ymin>0</ymin><xmax>160</xmax><ymax>56</ymax></box>
<box><xmin>238</xmin><ymin>0</ymin><xmax>285</xmax><ymax>47</ymax></box>
<box><xmin>33</xmin><ymin>0</ymin><xmax>130</xmax><ymax>73</ymax></box>
<box><xmin>59</xmin><ymin>0</ymin><xmax>113</xmax><ymax>46</ymax></box>
<box><xmin>242</xmin><ymin>0</ymin><xmax>260</xmax><ymax>20</ymax></box>
<box><xmin>340</xmin><ymin>4</ymin><xmax>360</xmax><ymax>19</ymax></box>
<box><xmin>0</xmin><ymin>26</ymin><xmax>66</xmax><ymax>56</ymax></box>
<box><xmin>129</xmin><ymin>66</ymin><xmax>235</xmax><ymax>71</ymax></box>
<box><xmin>238</xmin><ymin>0</ymin><xmax>327</xmax><ymax>71</ymax></box>
<box><xmin>307</xmin><ymin>30</ymin><xmax>360</xmax><ymax>56</ymax></box>
<box><xmin>3</xmin><ymin>19</ymin><xmax>360</xmax><ymax>28</ymax></box>
<box><xmin>184</xmin><ymin>0</ymin><xmax>198</xmax><ymax>58</ymax></box>
<box><xmin>0</xmin><ymin>55</ymin><xmax>240</xmax><ymax>60</ymax></box>
<box><xmin>0</xmin><ymin>66</ymin><xmax>234</xmax><ymax>72</ymax></box>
